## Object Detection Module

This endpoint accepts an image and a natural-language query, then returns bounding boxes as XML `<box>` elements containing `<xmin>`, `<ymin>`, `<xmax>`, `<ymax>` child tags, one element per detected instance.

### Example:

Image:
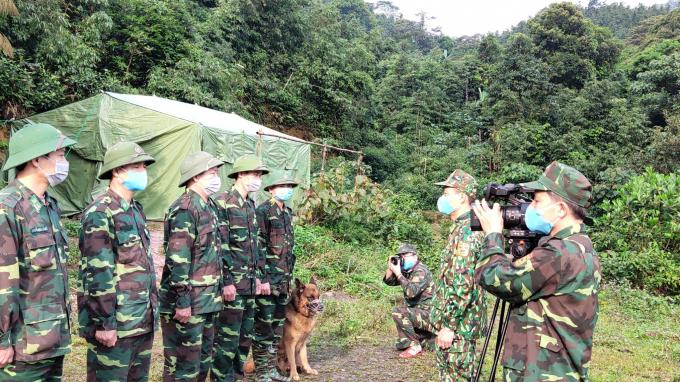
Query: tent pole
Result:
<box><xmin>256</xmin><ymin>131</ymin><xmax>363</xmax><ymax>156</ymax></box>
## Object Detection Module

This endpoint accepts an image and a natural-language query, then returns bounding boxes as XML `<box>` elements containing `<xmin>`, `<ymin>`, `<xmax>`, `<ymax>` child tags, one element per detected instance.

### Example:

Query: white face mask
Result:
<box><xmin>201</xmin><ymin>175</ymin><xmax>222</xmax><ymax>196</ymax></box>
<box><xmin>37</xmin><ymin>157</ymin><xmax>70</xmax><ymax>187</ymax></box>
<box><xmin>246</xmin><ymin>178</ymin><xmax>262</xmax><ymax>192</ymax></box>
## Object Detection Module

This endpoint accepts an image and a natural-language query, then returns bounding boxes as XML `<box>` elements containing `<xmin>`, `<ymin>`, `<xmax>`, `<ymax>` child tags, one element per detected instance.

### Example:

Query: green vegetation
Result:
<box><xmin>3</xmin><ymin>1</ymin><xmax>680</xmax><ymax>379</ymax></box>
<box><xmin>593</xmin><ymin>170</ymin><xmax>680</xmax><ymax>296</ymax></box>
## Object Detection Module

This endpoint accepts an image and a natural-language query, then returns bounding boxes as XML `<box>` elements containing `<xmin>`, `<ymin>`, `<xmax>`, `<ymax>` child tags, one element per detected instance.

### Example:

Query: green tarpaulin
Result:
<box><xmin>11</xmin><ymin>92</ymin><xmax>311</xmax><ymax>220</ymax></box>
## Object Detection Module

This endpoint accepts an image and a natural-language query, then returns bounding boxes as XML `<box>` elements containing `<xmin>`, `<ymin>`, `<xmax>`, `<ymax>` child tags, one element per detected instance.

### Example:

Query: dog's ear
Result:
<box><xmin>295</xmin><ymin>278</ymin><xmax>304</xmax><ymax>290</ymax></box>
<box><xmin>309</xmin><ymin>275</ymin><xmax>318</xmax><ymax>286</ymax></box>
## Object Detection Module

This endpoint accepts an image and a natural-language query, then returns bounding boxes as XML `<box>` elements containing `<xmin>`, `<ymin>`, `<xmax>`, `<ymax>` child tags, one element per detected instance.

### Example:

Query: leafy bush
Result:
<box><xmin>593</xmin><ymin>169</ymin><xmax>680</xmax><ymax>295</ymax></box>
<box><xmin>297</xmin><ymin>159</ymin><xmax>434</xmax><ymax>249</ymax></box>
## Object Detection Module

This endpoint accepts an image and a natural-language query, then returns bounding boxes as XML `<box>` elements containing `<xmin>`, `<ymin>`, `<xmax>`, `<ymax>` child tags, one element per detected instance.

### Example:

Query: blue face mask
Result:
<box><xmin>122</xmin><ymin>170</ymin><xmax>148</xmax><ymax>192</ymax></box>
<box><xmin>524</xmin><ymin>204</ymin><xmax>558</xmax><ymax>234</ymax></box>
<box><xmin>273</xmin><ymin>187</ymin><xmax>294</xmax><ymax>201</ymax></box>
<box><xmin>437</xmin><ymin>195</ymin><xmax>455</xmax><ymax>215</ymax></box>
<box><xmin>402</xmin><ymin>257</ymin><xmax>417</xmax><ymax>271</ymax></box>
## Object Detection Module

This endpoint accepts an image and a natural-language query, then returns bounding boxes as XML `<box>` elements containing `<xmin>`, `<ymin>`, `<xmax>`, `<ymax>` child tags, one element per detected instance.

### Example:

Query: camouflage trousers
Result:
<box><xmin>0</xmin><ymin>355</ymin><xmax>64</xmax><ymax>382</ymax></box>
<box><xmin>86</xmin><ymin>331</ymin><xmax>154</xmax><ymax>382</ymax></box>
<box><xmin>161</xmin><ymin>311</ymin><xmax>217</xmax><ymax>382</ymax></box>
<box><xmin>391</xmin><ymin>305</ymin><xmax>437</xmax><ymax>350</ymax></box>
<box><xmin>212</xmin><ymin>295</ymin><xmax>256</xmax><ymax>382</ymax></box>
<box><xmin>435</xmin><ymin>338</ymin><xmax>477</xmax><ymax>382</ymax></box>
<box><xmin>252</xmin><ymin>293</ymin><xmax>288</xmax><ymax>376</ymax></box>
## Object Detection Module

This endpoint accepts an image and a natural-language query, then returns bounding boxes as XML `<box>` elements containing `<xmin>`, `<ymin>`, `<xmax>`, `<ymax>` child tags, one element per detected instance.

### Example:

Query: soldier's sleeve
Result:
<box><xmin>79</xmin><ymin>210</ymin><xmax>117</xmax><ymax>331</ymax></box>
<box><xmin>255</xmin><ymin>214</ymin><xmax>268</xmax><ymax>284</ymax></box>
<box><xmin>383</xmin><ymin>272</ymin><xmax>399</xmax><ymax>286</ymax></box>
<box><xmin>256</xmin><ymin>205</ymin><xmax>270</xmax><ymax>284</ymax></box>
<box><xmin>475</xmin><ymin>232</ymin><xmax>561</xmax><ymax>305</ymax></box>
<box><xmin>215</xmin><ymin>199</ymin><xmax>234</xmax><ymax>287</ymax></box>
<box><xmin>438</xmin><ymin>235</ymin><xmax>481</xmax><ymax>331</ymax></box>
<box><xmin>165</xmin><ymin>208</ymin><xmax>196</xmax><ymax>309</ymax></box>
<box><xmin>398</xmin><ymin>267</ymin><xmax>429</xmax><ymax>300</ymax></box>
<box><xmin>0</xmin><ymin>210</ymin><xmax>19</xmax><ymax>348</ymax></box>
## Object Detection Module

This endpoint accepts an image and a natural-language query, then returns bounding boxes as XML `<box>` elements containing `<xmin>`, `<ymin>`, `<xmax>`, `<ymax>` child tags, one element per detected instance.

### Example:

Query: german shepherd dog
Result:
<box><xmin>277</xmin><ymin>276</ymin><xmax>324</xmax><ymax>381</ymax></box>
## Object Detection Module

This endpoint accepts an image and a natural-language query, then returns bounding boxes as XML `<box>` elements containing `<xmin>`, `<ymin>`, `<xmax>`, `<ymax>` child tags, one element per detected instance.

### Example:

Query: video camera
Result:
<box><xmin>470</xmin><ymin>183</ymin><xmax>542</xmax><ymax>259</ymax></box>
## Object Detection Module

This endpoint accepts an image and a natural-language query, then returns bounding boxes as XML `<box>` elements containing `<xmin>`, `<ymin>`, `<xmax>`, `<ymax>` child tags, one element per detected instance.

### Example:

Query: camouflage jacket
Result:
<box><xmin>383</xmin><ymin>262</ymin><xmax>434</xmax><ymax>309</ymax></box>
<box><xmin>256</xmin><ymin>198</ymin><xmax>295</xmax><ymax>295</ymax></box>
<box><xmin>77</xmin><ymin>190</ymin><xmax>158</xmax><ymax>339</ymax></box>
<box><xmin>160</xmin><ymin>190</ymin><xmax>223</xmax><ymax>315</ymax></box>
<box><xmin>475</xmin><ymin>224</ymin><xmax>601</xmax><ymax>382</ymax></box>
<box><xmin>0</xmin><ymin>180</ymin><xmax>71</xmax><ymax>362</ymax></box>
<box><xmin>212</xmin><ymin>188</ymin><xmax>266</xmax><ymax>296</ymax></box>
<box><xmin>430</xmin><ymin>211</ymin><xmax>486</xmax><ymax>341</ymax></box>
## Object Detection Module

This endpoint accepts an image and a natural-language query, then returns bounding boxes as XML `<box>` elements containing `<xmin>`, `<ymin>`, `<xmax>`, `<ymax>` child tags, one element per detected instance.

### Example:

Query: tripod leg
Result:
<box><xmin>473</xmin><ymin>299</ymin><xmax>500</xmax><ymax>382</ymax></box>
<box><xmin>488</xmin><ymin>301</ymin><xmax>507</xmax><ymax>382</ymax></box>
<box><xmin>496</xmin><ymin>304</ymin><xmax>513</xmax><ymax>369</ymax></box>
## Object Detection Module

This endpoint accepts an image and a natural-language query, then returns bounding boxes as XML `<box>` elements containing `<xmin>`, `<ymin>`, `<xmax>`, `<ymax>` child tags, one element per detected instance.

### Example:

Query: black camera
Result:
<box><xmin>470</xmin><ymin>183</ymin><xmax>542</xmax><ymax>258</ymax></box>
<box><xmin>389</xmin><ymin>255</ymin><xmax>402</xmax><ymax>266</ymax></box>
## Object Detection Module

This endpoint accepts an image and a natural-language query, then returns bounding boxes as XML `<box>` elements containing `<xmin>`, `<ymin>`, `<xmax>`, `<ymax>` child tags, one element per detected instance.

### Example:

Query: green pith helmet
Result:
<box><xmin>522</xmin><ymin>161</ymin><xmax>593</xmax><ymax>208</ymax></box>
<box><xmin>227</xmin><ymin>154</ymin><xmax>269</xmax><ymax>179</ymax></box>
<box><xmin>178</xmin><ymin>151</ymin><xmax>224</xmax><ymax>187</ymax></box>
<box><xmin>2</xmin><ymin>123</ymin><xmax>77</xmax><ymax>171</ymax></box>
<box><xmin>97</xmin><ymin>141</ymin><xmax>155</xmax><ymax>180</ymax></box>
<box><xmin>435</xmin><ymin>169</ymin><xmax>478</xmax><ymax>197</ymax></box>
<box><xmin>396</xmin><ymin>243</ymin><xmax>417</xmax><ymax>255</ymax></box>
<box><xmin>264</xmin><ymin>170</ymin><xmax>299</xmax><ymax>191</ymax></box>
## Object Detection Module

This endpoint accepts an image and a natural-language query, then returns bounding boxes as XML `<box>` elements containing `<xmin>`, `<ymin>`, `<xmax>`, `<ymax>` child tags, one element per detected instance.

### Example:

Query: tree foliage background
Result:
<box><xmin>1</xmin><ymin>0</ymin><xmax>679</xmax><ymax>295</ymax></box>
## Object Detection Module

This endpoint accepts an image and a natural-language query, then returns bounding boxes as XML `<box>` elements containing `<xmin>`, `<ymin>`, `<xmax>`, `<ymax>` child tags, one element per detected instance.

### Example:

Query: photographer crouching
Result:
<box><xmin>471</xmin><ymin>162</ymin><xmax>601</xmax><ymax>382</ymax></box>
<box><xmin>383</xmin><ymin>243</ymin><xmax>436</xmax><ymax>359</ymax></box>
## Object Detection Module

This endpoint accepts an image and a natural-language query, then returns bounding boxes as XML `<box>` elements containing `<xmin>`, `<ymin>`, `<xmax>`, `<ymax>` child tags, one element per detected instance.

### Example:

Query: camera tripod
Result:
<box><xmin>473</xmin><ymin>237</ymin><xmax>535</xmax><ymax>382</ymax></box>
<box><xmin>473</xmin><ymin>297</ymin><xmax>513</xmax><ymax>382</ymax></box>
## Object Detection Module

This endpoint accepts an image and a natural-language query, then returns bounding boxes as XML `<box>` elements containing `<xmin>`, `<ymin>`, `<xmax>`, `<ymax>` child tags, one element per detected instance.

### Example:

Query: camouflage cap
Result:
<box><xmin>178</xmin><ymin>151</ymin><xmax>224</xmax><ymax>187</ymax></box>
<box><xmin>435</xmin><ymin>169</ymin><xmax>478</xmax><ymax>197</ymax></box>
<box><xmin>264</xmin><ymin>170</ymin><xmax>299</xmax><ymax>191</ymax></box>
<box><xmin>227</xmin><ymin>154</ymin><xmax>270</xmax><ymax>179</ymax></box>
<box><xmin>2</xmin><ymin>123</ymin><xmax>77</xmax><ymax>171</ymax></box>
<box><xmin>98</xmin><ymin>141</ymin><xmax>155</xmax><ymax>179</ymax></box>
<box><xmin>522</xmin><ymin>161</ymin><xmax>592</xmax><ymax>208</ymax></box>
<box><xmin>395</xmin><ymin>243</ymin><xmax>417</xmax><ymax>255</ymax></box>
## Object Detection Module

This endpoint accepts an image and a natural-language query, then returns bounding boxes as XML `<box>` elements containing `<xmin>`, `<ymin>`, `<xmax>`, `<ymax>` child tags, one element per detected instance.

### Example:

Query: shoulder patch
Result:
<box><xmin>0</xmin><ymin>187</ymin><xmax>22</xmax><ymax>208</ymax></box>
<box><xmin>178</xmin><ymin>193</ymin><xmax>192</xmax><ymax>210</ymax></box>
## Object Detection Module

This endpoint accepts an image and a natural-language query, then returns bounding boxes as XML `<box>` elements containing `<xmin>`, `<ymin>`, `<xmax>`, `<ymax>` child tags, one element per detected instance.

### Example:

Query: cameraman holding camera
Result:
<box><xmin>383</xmin><ymin>243</ymin><xmax>436</xmax><ymax>359</ymax></box>
<box><xmin>472</xmin><ymin>162</ymin><xmax>601</xmax><ymax>382</ymax></box>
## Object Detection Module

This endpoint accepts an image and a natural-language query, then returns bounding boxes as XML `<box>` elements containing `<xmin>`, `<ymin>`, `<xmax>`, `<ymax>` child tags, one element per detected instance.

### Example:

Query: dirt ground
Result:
<box><xmin>295</xmin><ymin>339</ymin><xmax>439</xmax><ymax>382</ymax></box>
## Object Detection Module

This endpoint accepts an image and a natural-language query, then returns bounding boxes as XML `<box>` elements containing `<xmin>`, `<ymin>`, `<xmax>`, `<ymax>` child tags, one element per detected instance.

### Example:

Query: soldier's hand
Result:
<box><xmin>0</xmin><ymin>346</ymin><xmax>14</xmax><ymax>368</ymax></box>
<box><xmin>472</xmin><ymin>199</ymin><xmax>504</xmax><ymax>234</ymax></box>
<box><xmin>174</xmin><ymin>307</ymin><xmax>192</xmax><ymax>324</ymax></box>
<box><xmin>388</xmin><ymin>261</ymin><xmax>401</xmax><ymax>278</ymax></box>
<box><xmin>222</xmin><ymin>285</ymin><xmax>237</xmax><ymax>302</ymax></box>
<box><xmin>95</xmin><ymin>330</ymin><xmax>118</xmax><ymax>348</ymax></box>
<box><xmin>259</xmin><ymin>282</ymin><xmax>271</xmax><ymax>296</ymax></box>
<box><xmin>435</xmin><ymin>327</ymin><xmax>455</xmax><ymax>349</ymax></box>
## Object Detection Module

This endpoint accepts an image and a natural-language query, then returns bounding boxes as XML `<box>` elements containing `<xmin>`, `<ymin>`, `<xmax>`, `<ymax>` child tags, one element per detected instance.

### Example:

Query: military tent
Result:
<box><xmin>10</xmin><ymin>91</ymin><xmax>310</xmax><ymax>219</ymax></box>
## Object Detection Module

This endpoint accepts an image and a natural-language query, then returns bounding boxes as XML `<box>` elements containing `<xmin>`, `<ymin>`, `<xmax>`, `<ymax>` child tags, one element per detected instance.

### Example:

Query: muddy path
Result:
<box><xmin>295</xmin><ymin>338</ymin><xmax>439</xmax><ymax>382</ymax></box>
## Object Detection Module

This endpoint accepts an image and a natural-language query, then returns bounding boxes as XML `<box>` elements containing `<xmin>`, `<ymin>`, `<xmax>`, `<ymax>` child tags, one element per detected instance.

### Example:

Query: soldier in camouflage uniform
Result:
<box><xmin>430</xmin><ymin>170</ymin><xmax>486</xmax><ymax>382</ymax></box>
<box><xmin>252</xmin><ymin>171</ymin><xmax>299</xmax><ymax>382</ymax></box>
<box><xmin>383</xmin><ymin>243</ymin><xmax>435</xmax><ymax>359</ymax></box>
<box><xmin>0</xmin><ymin>123</ymin><xmax>76</xmax><ymax>381</ymax></box>
<box><xmin>472</xmin><ymin>162</ymin><xmax>601</xmax><ymax>382</ymax></box>
<box><xmin>212</xmin><ymin>154</ymin><xmax>269</xmax><ymax>382</ymax></box>
<box><xmin>160</xmin><ymin>152</ymin><xmax>224</xmax><ymax>381</ymax></box>
<box><xmin>77</xmin><ymin>142</ymin><xmax>158</xmax><ymax>382</ymax></box>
